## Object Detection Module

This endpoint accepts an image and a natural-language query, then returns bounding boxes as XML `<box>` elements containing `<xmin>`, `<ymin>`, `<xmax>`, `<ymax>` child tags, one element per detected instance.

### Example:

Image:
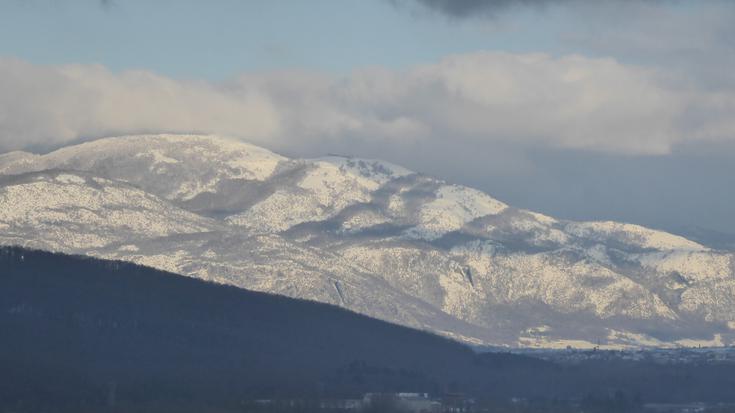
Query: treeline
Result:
<box><xmin>2</xmin><ymin>247</ymin><xmax>735</xmax><ymax>413</ymax></box>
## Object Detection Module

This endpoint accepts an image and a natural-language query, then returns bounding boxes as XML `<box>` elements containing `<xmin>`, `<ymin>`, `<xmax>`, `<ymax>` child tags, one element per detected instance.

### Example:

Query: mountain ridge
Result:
<box><xmin>1</xmin><ymin>133</ymin><xmax>733</xmax><ymax>348</ymax></box>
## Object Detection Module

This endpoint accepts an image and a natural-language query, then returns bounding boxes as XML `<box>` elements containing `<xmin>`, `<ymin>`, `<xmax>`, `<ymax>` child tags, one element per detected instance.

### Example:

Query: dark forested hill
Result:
<box><xmin>0</xmin><ymin>247</ymin><xmax>548</xmax><ymax>412</ymax></box>
<box><xmin>2</xmin><ymin>247</ymin><xmax>735</xmax><ymax>413</ymax></box>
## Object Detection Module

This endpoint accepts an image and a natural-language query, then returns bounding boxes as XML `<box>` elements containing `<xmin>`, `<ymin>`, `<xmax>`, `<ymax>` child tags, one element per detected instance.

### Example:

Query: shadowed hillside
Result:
<box><xmin>0</xmin><ymin>247</ymin><xmax>550</xmax><ymax>412</ymax></box>
<box><xmin>2</xmin><ymin>247</ymin><xmax>735</xmax><ymax>413</ymax></box>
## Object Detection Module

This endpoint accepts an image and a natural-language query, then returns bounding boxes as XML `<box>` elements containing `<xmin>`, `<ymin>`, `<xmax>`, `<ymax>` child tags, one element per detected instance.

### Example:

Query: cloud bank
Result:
<box><xmin>1</xmin><ymin>53</ymin><xmax>734</xmax><ymax>157</ymax></box>
<box><xmin>0</xmin><ymin>58</ymin><xmax>281</xmax><ymax>151</ymax></box>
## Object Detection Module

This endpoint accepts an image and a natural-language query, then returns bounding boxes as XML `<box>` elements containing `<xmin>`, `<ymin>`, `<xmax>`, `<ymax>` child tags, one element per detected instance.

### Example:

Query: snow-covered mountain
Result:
<box><xmin>1</xmin><ymin>134</ymin><xmax>733</xmax><ymax>348</ymax></box>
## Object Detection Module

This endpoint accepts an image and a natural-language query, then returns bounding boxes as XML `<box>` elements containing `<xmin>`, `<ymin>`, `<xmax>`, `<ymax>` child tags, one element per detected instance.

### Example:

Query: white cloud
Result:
<box><xmin>1</xmin><ymin>52</ymin><xmax>734</xmax><ymax>156</ymax></box>
<box><xmin>0</xmin><ymin>58</ymin><xmax>281</xmax><ymax>150</ymax></box>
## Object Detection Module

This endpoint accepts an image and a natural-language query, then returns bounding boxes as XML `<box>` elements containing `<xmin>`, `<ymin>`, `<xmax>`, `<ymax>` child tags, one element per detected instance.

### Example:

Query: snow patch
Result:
<box><xmin>606</xmin><ymin>330</ymin><xmax>668</xmax><ymax>348</ymax></box>
<box><xmin>676</xmin><ymin>334</ymin><xmax>724</xmax><ymax>348</ymax></box>
<box><xmin>137</xmin><ymin>149</ymin><xmax>180</xmax><ymax>167</ymax></box>
<box><xmin>517</xmin><ymin>336</ymin><xmax>612</xmax><ymax>350</ymax></box>
<box><xmin>0</xmin><ymin>151</ymin><xmax>40</xmax><ymax>175</ymax></box>
<box><xmin>314</xmin><ymin>156</ymin><xmax>413</xmax><ymax>186</ymax></box>
<box><xmin>566</xmin><ymin>221</ymin><xmax>706</xmax><ymax>251</ymax></box>
<box><xmin>407</xmin><ymin>185</ymin><xmax>507</xmax><ymax>240</ymax></box>
<box><xmin>340</xmin><ymin>210</ymin><xmax>390</xmax><ymax>233</ymax></box>
<box><xmin>636</xmin><ymin>251</ymin><xmax>732</xmax><ymax>281</ymax></box>
<box><xmin>55</xmin><ymin>174</ymin><xmax>86</xmax><ymax>185</ymax></box>
<box><xmin>298</xmin><ymin>161</ymin><xmax>374</xmax><ymax>204</ymax></box>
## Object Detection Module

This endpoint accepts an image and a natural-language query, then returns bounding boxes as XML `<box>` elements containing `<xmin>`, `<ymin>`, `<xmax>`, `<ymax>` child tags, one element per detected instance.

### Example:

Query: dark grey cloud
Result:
<box><xmin>402</xmin><ymin>0</ymin><xmax>681</xmax><ymax>18</ymax></box>
<box><xmin>410</xmin><ymin>0</ymin><xmax>565</xmax><ymax>17</ymax></box>
<box><xmin>99</xmin><ymin>0</ymin><xmax>115</xmax><ymax>10</ymax></box>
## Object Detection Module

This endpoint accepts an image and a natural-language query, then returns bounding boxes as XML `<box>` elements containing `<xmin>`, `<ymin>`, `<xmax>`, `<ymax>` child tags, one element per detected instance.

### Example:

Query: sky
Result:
<box><xmin>1</xmin><ymin>0</ymin><xmax>735</xmax><ymax>236</ymax></box>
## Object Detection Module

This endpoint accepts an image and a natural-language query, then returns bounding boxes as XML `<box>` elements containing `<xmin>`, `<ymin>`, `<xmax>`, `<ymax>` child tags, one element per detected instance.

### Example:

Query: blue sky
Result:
<box><xmin>1</xmin><ymin>0</ymin><xmax>569</xmax><ymax>78</ymax></box>
<box><xmin>1</xmin><ymin>0</ymin><xmax>735</xmax><ymax>237</ymax></box>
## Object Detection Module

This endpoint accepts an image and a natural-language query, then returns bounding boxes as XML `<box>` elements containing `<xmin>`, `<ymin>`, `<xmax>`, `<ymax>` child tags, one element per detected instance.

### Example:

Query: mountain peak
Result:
<box><xmin>0</xmin><ymin>134</ymin><xmax>733</xmax><ymax>348</ymax></box>
<box><xmin>313</xmin><ymin>155</ymin><xmax>415</xmax><ymax>185</ymax></box>
<box><xmin>0</xmin><ymin>134</ymin><xmax>287</xmax><ymax>202</ymax></box>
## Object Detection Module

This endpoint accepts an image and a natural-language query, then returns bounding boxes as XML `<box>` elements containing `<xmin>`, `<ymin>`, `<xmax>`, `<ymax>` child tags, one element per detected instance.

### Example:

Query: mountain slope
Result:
<box><xmin>5</xmin><ymin>247</ymin><xmax>735</xmax><ymax>413</ymax></box>
<box><xmin>1</xmin><ymin>134</ymin><xmax>733</xmax><ymax>348</ymax></box>
<box><xmin>0</xmin><ymin>247</ymin><xmax>550</xmax><ymax>411</ymax></box>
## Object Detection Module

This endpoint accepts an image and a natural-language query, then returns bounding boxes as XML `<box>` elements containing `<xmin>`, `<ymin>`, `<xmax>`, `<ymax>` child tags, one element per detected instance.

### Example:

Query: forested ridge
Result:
<box><xmin>2</xmin><ymin>247</ymin><xmax>735</xmax><ymax>412</ymax></box>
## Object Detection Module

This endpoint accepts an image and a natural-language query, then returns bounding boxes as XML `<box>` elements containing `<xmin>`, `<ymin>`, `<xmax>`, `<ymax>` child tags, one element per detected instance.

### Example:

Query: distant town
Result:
<box><xmin>509</xmin><ymin>346</ymin><xmax>735</xmax><ymax>365</ymax></box>
<box><xmin>246</xmin><ymin>391</ymin><xmax>735</xmax><ymax>413</ymax></box>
